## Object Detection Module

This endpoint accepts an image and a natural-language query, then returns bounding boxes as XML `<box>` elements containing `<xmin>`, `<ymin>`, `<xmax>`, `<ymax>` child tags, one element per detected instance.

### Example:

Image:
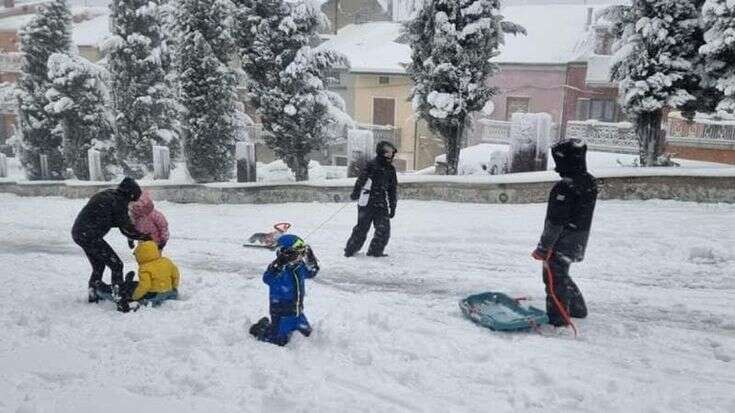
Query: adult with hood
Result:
<box><xmin>344</xmin><ymin>140</ymin><xmax>398</xmax><ymax>257</ymax></box>
<box><xmin>72</xmin><ymin>177</ymin><xmax>151</xmax><ymax>302</ymax></box>
<box><xmin>532</xmin><ymin>138</ymin><xmax>598</xmax><ymax>326</ymax></box>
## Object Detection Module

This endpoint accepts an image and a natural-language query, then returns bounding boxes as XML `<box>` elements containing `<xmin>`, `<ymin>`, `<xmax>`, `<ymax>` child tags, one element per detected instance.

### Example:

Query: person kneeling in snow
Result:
<box><xmin>95</xmin><ymin>241</ymin><xmax>180</xmax><ymax>312</ymax></box>
<box><xmin>249</xmin><ymin>235</ymin><xmax>319</xmax><ymax>346</ymax></box>
<box><xmin>532</xmin><ymin>139</ymin><xmax>597</xmax><ymax>327</ymax></box>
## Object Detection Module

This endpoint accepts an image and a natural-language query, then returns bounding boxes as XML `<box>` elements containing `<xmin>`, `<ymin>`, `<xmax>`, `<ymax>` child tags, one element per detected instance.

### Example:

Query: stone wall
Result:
<box><xmin>2</xmin><ymin>174</ymin><xmax>734</xmax><ymax>204</ymax></box>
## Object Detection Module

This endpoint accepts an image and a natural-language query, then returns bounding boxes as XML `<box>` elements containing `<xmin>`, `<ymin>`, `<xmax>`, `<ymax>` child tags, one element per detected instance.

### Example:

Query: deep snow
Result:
<box><xmin>1</xmin><ymin>194</ymin><xmax>734</xmax><ymax>412</ymax></box>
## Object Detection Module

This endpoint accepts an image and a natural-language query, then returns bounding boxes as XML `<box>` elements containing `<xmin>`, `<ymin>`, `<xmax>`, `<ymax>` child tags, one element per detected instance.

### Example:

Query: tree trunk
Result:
<box><xmin>444</xmin><ymin>124</ymin><xmax>462</xmax><ymax>175</ymax></box>
<box><xmin>287</xmin><ymin>154</ymin><xmax>309</xmax><ymax>181</ymax></box>
<box><xmin>636</xmin><ymin>110</ymin><xmax>665</xmax><ymax>166</ymax></box>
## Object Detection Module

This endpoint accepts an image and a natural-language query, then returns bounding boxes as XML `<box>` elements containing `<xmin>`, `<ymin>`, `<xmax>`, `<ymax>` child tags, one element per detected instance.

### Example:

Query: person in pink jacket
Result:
<box><xmin>129</xmin><ymin>191</ymin><xmax>169</xmax><ymax>250</ymax></box>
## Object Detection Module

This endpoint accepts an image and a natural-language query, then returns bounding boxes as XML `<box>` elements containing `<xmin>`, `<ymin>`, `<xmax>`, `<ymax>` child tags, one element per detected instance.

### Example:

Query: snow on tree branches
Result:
<box><xmin>406</xmin><ymin>0</ymin><xmax>525</xmax><ymax>175</ymax></box>
<box><xmin>700</xmin><ymin>0</ymin><xmax>735</xmax><ymax>115</ymax></box>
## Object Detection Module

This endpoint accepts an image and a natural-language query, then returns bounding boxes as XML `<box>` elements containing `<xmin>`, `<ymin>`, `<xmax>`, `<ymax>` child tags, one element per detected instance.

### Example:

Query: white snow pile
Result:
<box><xmin>434</xmin><ymin>143</ymin><xmax>734</xmax><ymax>176</ymax></box>
<box><xmin>257</xmin><ymin>159</ymin><xmax>346</xmax><ymax>182</ymax></box>
<box><xmin>1</xmin><ymin>194</ymin><xmax>734</xmax><ymax>411</ymax></box>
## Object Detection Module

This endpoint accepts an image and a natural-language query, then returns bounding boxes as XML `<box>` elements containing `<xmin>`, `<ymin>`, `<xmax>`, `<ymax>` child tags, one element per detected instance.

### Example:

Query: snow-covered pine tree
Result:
<box><xmin>607</xmin><ymin>0</ymin><xmax>704</xmax><ymax>166</ymax></box>
<box><xmin>44</xmin><ymin>53</ymin><xmax>117</xmax><ymax>180</ymax></box>
<box><xmin>233</xmin><ymin>0</ymin><xmax>351</xmax><ymax>181</ymax></box>
<box><xmin>107</xmin><ymin>0</ymin><xmax>180</xmax><ymax>177</ymax></box>
<box><xmin>406</xmin><ymin>0</ymin><xmax>524</xmax><ymax>175</ymax></box>
<box><xmin>15</xmin><ymin>0</ymin><xmax>72</xmax><ymax>180</ymax></box>
<box><xmin>700</xmin><ymin>0</ymin><xmax>735</xmax><ymax>115</ymax></box>
<box><xmin>176</xmin><ymin>0</ymin><xmax>237</xmax><ymax>182</ymax></box>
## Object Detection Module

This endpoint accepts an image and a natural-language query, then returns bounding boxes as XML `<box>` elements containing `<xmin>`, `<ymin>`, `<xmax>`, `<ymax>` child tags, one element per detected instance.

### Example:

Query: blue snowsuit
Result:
<box><xmin>261</xmin><ymin>260</ymin><xmax>319</xmax><ymax>346</ymax></box>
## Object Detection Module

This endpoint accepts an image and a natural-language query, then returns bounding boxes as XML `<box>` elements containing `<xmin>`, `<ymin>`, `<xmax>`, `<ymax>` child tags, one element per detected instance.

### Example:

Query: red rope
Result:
<box><xmin>543</xmin><ymin>250</ymin><xmax>578</xmax><ymax>337</ymax></box>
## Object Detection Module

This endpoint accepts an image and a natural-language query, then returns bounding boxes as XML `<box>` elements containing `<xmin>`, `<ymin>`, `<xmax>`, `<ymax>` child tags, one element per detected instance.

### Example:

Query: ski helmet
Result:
<box><xmin>551</xmin><ymin>139</ymin><xmax>588</xmax><ymax>176</ymax></box>
<box><xmin>276</xmin><ymin>234</ymin><xmax>306</xmax><ymax>256</ymax></box>
<box><xmin>376</xmin><ymin>140</ymin><xmax>397</xmax><ymax>157</ymax></box>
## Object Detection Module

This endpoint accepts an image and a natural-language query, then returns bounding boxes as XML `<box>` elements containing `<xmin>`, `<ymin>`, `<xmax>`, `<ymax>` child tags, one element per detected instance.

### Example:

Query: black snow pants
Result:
<box><xmin>74</xmin><ymin>237</ymin><xmax>124</xmax><ymax>287</ymax></box>
<box><xmin>344</xmin><ymin>206</ymin><xmax>390</xmax><ymax>256</ymax></box>
<box><xmin>542</xmin><ymin>256</ymin><xmax>587</xmax><ymax>326</ymax></box>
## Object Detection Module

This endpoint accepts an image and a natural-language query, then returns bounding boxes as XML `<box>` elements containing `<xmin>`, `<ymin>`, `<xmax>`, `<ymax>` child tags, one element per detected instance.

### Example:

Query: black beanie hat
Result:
<box><xmin>118</xmin><ymin>177</ymin><xmax>142</xmax><ymax>201</ymax></box>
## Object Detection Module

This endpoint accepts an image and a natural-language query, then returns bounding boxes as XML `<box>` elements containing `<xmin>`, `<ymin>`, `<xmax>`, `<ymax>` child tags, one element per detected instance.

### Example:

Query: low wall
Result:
<box><xmin>2</xmin><ymin>174</ymin><xmax>734</xmax><ymax>204</ymax></box>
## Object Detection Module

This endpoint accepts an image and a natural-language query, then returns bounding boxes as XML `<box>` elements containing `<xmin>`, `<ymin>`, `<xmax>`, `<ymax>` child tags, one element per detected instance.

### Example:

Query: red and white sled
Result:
<box><xmin>242</xmin><ymin>222</ymin><xmax>291</xmax><ymax>250</ymax></box>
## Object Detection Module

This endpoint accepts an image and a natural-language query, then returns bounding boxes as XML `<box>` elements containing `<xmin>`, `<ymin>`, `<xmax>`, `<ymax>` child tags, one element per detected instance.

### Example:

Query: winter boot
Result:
<box><xmin>88</xmin><ymin>286</ymin><xmax>99</xmax><ymax>303</ymax></box>
<box><xmin>249</xmin><ymin>317</ymin><xmax>270</xmax><ymax>339</ymax></box>
<box><xmin>367</xmin><ymin>252</ymin><xmax>388</xmax><ymax>257</ymax></box>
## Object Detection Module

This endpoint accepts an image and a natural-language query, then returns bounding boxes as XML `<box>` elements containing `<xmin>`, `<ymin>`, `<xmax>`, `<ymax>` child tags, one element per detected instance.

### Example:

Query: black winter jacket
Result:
<box><xmin>351</xmin><ymin>158</ymin><xmax>397</xmax><ymax>211</ymax></box>
<box><xmin>72</xmin><ymin>189</ymin><xmax>149</xmax><ymax>243</ymax></box>
<box><xmin>537</xmin><ymin>172</ymin><xmax>597</xmax><ymax>262</ymax></box>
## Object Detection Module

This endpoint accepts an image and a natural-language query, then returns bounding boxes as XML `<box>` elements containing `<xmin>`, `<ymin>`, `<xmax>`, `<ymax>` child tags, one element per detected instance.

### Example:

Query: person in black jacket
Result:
<box><xmin>344</xmin><ymin>141</ymin><xmax>398</xmax><ymax>257</ymax></box>
<box><xmin>72</xmin><ymin>177</ymin><xmax>150</xmax><ymax>302</ymax></box>
<box><xmin>532</xmin><ymin>139</ymin><xmax>597</xmax><ymax>327</ymax></box>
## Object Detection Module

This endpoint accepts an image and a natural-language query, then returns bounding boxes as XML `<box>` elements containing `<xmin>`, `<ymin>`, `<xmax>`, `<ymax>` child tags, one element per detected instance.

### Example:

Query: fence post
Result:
<box><xmin>152</xmin><ymin>146</ymin><xmax>171</xmax><ymax>180</ymax></box>
<box><xmin>87</xmin><ymin>148</ymin><xmax>104</xmax><ymax>181</ymax></box>
<box><xmin>0</xmin><ymin>153</ymin><xmax>7</xmax><ymax>178</ymax></box>
<box><xmin>347</xmin><ymin>129</ymin><xmax>374</xmax><ymax>178</ymax></box>
<box><xmin>236</xmin><ymin>141</ymin><xmax>257</xmax><ymax>183</ymax></box>
<box><xmin>39</xmin><ymin>154</ymin><xmax>50</xmax><ymax>179</ymax></box>
<box><xmin>508</xmin><ymin>113</ymin><xmax>551</xmax><ymax>173</ymax></box>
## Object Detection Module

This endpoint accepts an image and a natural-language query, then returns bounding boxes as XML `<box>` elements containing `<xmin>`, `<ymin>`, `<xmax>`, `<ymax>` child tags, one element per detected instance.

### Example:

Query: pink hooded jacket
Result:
<box><xmin>130</xmin><ymin>191</ymin><xmax>169</xmax><ymax>246</ymax></box>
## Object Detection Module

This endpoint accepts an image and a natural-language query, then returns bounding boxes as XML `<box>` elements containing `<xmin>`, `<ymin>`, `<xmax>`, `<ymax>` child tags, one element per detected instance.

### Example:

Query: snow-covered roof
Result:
<box><xmin>496</xmin><ymin>4</ymin><xmax>603</xmax><ymax>64</ymax></box>
<box><xmin>72</xmin><ymin>11</ymin><xmax>109</xmax><ymax>47</ymax></box>
<box><xmin>0</xmin><ymin>7</ymin><xmax>109</xmax><ymax>48</ymax></box>
<box><xmin>317</xmin><ymin>21</ymin><xmax>410</xmax><ymax>74</ymax></box>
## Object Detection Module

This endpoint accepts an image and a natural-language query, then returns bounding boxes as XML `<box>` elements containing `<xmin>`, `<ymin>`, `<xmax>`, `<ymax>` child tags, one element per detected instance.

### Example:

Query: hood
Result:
<box><xmin>552</xmin><ymin>139</ymin><xmax>588</xmax><ymax>176</ymax></box>
<box><xmin>131</xmin><ymin>191</ymin><xmax>154</xmax><ymax>218</ymax></box>
<box><xmin>134</xmin><ymin>241</ymin><xmax>161</xmax><ymax>264</ymax></box>
<box><xmin>118</xmin><ymin>177</ymin><xmax>142</xmax><ymax>201</ymax></box>
<box><xmin>375</xmin><ymin>140</ymin><xmax>397</xmax><ymax>166</ymax></box>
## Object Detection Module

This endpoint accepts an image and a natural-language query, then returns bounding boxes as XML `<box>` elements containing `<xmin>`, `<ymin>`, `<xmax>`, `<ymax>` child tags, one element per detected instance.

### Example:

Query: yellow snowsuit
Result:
<box><xmin>132</xmin><ymin>241</ymin><xmax>180</xmax><ymax>301</ymax></box>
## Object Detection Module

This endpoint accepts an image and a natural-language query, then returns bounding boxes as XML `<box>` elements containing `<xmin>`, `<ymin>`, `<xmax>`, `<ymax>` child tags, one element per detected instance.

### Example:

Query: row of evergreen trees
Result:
<box><xmin>16</xmin><ymin>0</ymin><xmax>349</xmax><ymax>182</ymax></box>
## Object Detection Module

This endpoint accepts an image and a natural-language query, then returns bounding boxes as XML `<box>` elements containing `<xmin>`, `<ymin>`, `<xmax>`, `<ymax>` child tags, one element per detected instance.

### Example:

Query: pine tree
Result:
<box><xmin>233</xmin><ymin>0</ymin><xmax>351</xmax><ymax>181</ymax></box>
<box><xmin>15</xmin><ymin>0</ymin><xmax>72</xmax><ymax>180</ymax></box>
<box><xmin>107</xmin><ymin>0</ymin><xmax>180</xmax><ymax>177</ymax></box>
<box><xmin>700</xmin><ymin>0</ymin><xmax>735</xmax><ymax>115</ymax></box>
<box><xmin>607</xmin><ymin>0</ymin><xmax>704</xmax><ymax>166</ymax></box>
<box><xmin>45</xmin><ymin>53</ymin><xmax>117</xmax><ymax>180</ymax></box>
<box><xmin>176</xmin><ymin>0</ymin><xmax>237</xmax><ymax>182</ymax></box>
<box><xmin>406</xmin><ymin>0</ymin><xmax>524</xmax><ymax>175</ymax></box>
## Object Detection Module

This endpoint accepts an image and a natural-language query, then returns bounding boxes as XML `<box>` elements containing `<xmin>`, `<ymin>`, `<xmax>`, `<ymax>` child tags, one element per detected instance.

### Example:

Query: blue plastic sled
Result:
<box><xmin>459</xmin><ymin>292</ymin><xmax>549</xmax><ymax>332</ymax></box>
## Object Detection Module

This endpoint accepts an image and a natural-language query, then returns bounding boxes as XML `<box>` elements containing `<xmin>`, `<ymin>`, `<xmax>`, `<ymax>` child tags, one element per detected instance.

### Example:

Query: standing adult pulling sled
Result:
<box><xmin>532</xmin><ymin>139</ymin><xmax>598</xmax><ymax>327</ymax></box>
<box><xmin>344</xmin><ymin>141</ymin><xmax>398</xmax><ymax>258</ymax></box>
<box><xmin>72</xmin><ymin>177</ymin><xmax>150</xmax><ymax>302</ymax></box>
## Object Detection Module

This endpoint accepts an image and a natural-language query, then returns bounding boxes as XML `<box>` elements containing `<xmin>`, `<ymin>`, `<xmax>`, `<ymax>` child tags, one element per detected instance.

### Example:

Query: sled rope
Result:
<box><xmin>305</xmin><ymin>202</ymin><xmax>350</xmax><ymax>239</ymax></box>
<box><xmin>543</xmin><ymin>250</ymin><xmax>578</xmax><ymax>337</ymax></box>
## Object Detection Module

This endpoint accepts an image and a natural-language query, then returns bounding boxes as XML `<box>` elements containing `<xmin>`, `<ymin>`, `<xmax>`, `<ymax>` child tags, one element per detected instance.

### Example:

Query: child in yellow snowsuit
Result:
<box><xmin>109</xmin><ymin>241</ymin><xmax>179</xmax><ymax>312</ymax></box>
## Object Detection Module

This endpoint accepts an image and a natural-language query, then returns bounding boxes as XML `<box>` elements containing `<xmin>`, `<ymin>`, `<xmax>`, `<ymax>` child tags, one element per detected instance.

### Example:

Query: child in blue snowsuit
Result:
<box><xmin>249</xmin><ymin>234</ymin><xmax>319</xmax><ymax>346</ymax></box>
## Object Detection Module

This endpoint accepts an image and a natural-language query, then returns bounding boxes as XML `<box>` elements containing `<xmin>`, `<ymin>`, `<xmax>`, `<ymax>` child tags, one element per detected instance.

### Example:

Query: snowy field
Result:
<box><xmin>2</xmin><ymin>193</ymin><xmax>735</xmax><ymax>412</ymax></box>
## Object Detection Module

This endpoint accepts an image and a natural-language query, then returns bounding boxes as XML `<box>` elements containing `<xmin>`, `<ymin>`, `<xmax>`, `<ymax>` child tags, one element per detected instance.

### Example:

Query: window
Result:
<box><xmin>325</xmin><ymin>69</ymin><xmax>342</xmax><ymax>87</ymax></box>
<box><xmin>378</xmin><ymin>76</ymin><xmax>390</xmax><ymax>85</ymax></box>
<box><xmin>372</xmin><ymin>97</ymin><xmax>396</xmax><ymax>126</ymax></box>
<box><xmin>505</xmin><ymin>97</ymin><xmax>530</xmax><ymax>120</ymax></box>
<box><xmin>577</xmin><ymin>98</ymin><xmax>615</xmax><ymax>122</ymax></box>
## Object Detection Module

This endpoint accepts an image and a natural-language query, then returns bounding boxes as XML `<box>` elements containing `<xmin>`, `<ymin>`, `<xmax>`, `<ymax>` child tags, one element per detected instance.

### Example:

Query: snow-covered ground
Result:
<box><xmin>2</xmin><ymin>194</ymin><xmax>734</xmax><ymax>412</ymax></box>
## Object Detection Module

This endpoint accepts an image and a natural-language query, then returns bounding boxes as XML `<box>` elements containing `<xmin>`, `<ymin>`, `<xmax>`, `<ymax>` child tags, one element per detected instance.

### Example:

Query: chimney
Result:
<box><xmin>585</xmin><ymin>7</ymin><xmax>593</xmax><ymax>30</ymax></box>
<box><xmin>4</xmin><ymin>0</ymin><xmax>15</xmax><ymax>9</ymax></box>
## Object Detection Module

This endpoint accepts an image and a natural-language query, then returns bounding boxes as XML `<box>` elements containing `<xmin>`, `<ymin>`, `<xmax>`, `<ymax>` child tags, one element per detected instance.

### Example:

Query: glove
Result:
<box><xmin>128</xmin><ymin>239</ymin><xmax>135</xmax><ymax>249</ymax></box>
<box><xmin>350</xmin><ymin>191</ymin><xmax>359</xmax><ymax>201</ymax></box>
<box><xmin>125</xmin><ymin>271</ymin><xmax>135</xmax><ymax>284</ymax></box>
<box><xmin>389</xmin><ymin>207</ymin><xmax>396</xmax><ymax>219</ymax></box>
<box><xmin>305</xmin><ymin>246</ymin><xmax>319</xmax><ymax>268</ymax></box>
<box><xmin>268</xmin><ymin>258</ymin><xmax>285</xmax><ymax>273</ymax></box>
<box><xmin>531</xmin><ymin>247</ymin><xmax>551</xmax><ymax>261</ymax></box>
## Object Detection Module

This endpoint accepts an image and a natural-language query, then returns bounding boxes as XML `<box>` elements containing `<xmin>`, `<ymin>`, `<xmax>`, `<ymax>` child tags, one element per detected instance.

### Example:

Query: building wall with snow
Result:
<box><xmin>486</xmin><ymin>64</ymin><xmax>568</xmax><ymax>124</ymax></box>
